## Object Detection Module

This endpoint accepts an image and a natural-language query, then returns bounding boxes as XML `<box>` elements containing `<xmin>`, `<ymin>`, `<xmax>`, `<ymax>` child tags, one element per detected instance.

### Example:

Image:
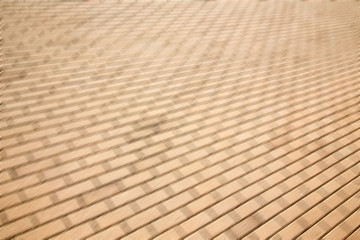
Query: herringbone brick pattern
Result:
<box><xmin>1</xmin><ymin>0</ymin><xmax>360</xmax><ymax>239</ymax></box>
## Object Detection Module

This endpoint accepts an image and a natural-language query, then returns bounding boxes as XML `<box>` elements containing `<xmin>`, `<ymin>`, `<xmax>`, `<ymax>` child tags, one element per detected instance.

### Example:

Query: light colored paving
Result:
<box><xmin>1</xmin><ymin>0</ymin><xmax>360</xmax><ymax>239</ymax></box>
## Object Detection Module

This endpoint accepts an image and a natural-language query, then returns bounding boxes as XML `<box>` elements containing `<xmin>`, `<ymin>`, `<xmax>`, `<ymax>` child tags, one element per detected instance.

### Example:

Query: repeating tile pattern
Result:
<box><xmin>1</xmin><ymin>0</ymin><xmax>360</xmax><ymax>239</ymax></box>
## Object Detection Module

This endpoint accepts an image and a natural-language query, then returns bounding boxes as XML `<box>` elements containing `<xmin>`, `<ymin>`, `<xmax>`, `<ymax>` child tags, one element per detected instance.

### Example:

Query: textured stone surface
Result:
<box><xmin>1</xmin><ymin>0</ymin><xmax>360</xmax><ymax>239</ymax></box>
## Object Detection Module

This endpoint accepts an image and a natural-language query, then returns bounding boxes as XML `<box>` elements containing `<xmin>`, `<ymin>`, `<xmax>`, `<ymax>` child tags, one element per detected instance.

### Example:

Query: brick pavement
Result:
<box><xmin>1</xmin><ymin>0</ymin><xmax>360</xmax><ymax>239</ymax></box>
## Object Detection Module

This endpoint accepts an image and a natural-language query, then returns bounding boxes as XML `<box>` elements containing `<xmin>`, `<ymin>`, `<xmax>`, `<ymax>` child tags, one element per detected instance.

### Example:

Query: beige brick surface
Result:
<box><xmin>1</xmin><ymin>0</ymin><xmax>360</xmax><ymax>239</ymax></box>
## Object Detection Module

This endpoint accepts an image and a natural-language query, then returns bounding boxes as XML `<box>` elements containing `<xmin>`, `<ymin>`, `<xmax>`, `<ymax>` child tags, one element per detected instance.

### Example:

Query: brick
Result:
<box><xmin>5</xmin><ymin>196</ymin><xmax>53</xmax><ymax>221</ymax></box>
<box><xmin>0</xmin><ymin>217</ymin><xmax>33</xmax><ymax>239</ymax></box>
<box><xmin>147</xmin><ymin>173</ymin><xmax>177</xmax><ymax>190</ymax></box>
<box><xmin>0</xmin><ymin>171</ymin><xmax>12</xmax><ymax>183</ymax></box>
<box><xmin>16</xmin><ymin>159</ymin><xmax>56</xmax><ymax>176</ymax></box>
<box><xmin>134</xmin><ymin>156</ymin><xmax>162</xmax><ymax>171</ymax></box>
<box><xmin>163</xmin><ymin>192</ymin><xmax>193</xmax><ymax>211</ymax></box>
<box><xmin>73</xmin><ymin>134</ymin><xmax>103</xmax><ymax>147</ymax></box>
<box><xmin>110</xmin><ymin>187</ymin><xmax>145</xmax><ymax>206</ymax></box>
<box><xmin>136</xmin><ymin>190</ymin><xmax>168</xmax><ymax>210</ymax></box>
<box><xmin>126</xmin><ymin>207</ymin><xmax>162</xmax><ymax>230</ymax></box>
<box><xmin>96</xmin><ymin>205</ymin><xmax>133</xmax><ymax>229</ymax></box>
<box><xmin>152</xmin><ymin>211</ymin><xmax>186</xmax><ymax>234</ymax></box>
<box><xmin>0</xmin><ymin>193</ymin><xmax>21</xmax><ymax>209</ymax></box>
<box><xmin>48</xmin><ymin>131</ymin><xmax>80</xmax><ymax>144</ymax></box>
<box><xmin>230</xmin><ymin>216</ymin><xmax>262</xmax><ymax>237</ymax></box>
<box><xmin>0</xmin><ymin>175</ymin><xmax>39</xmax><ymax>196</ymax></box>
<box><xmin>154</xmin><ymin>229</ymin><xmax>182</xmax><ymax>240</ymax></box>
<box><xmin>187</xmin><ymin>194</ymin><xmax>216</xmax><ymax>214</ymax></box>
<box><xmin>251</xmin><ymin>220</ymin><xmax>282</xmax><ymax>240</ymax></box>
<box><xmin>50</xmin><ymin>222</ymin><xmax>95</xmax><ymax>240</ymax></box>
<box><xmin>43</xmin><ymin>161</ymin><xmax>81</xmax><ymax>180</ymax></box>
<box><xmin>179</xmin><ymin>161</ymin><xmax>204</xmax><ymax>176</ymax></box>
<box><xmin>121</xmin><ymin>227</ymin><xmax>152</xmax><ymax>240</ymax></box>
<box><xmin>62</xmin><ymin>119</ymin><xmax>92</xmax><ymax>131</ymax></box>
<box><xmin>123</xmin><ymin>171</ymin><xmax>153</xmax><ymax>188</ymax></box>
<box><xmin>59</xmin><ymin>146</ymin><xmax>92</xmax><ymax>162</ymax></box>
<box><xmin>24</xmin><ymin>178</ymin><xmax>66</xmax><ymax>199</ymax></box>
<box><xmin>180</xmin><ymin>211</ymin><xmax>212</xmax><ymax>234</ymax></box>
<box><xmin>0</xmin><ymin>156</ymin><xmax>28</xmax><ymax>171</ymax></box>
<box><xmin>56</xmin><ymin>181</ymin><xmax>94</xmax><ymax>201</ymax></box>
<box><xmin>98</xmin><ymin>167</ymin><xmax>130</xmax><ymax>185</ymax></box>
<box><xmin>68</xmin><ymin>201</ymin><xmax>108</xmax><ymax>225</ymax></box>
<box><xmin>69</xmin><ymin>165</ymin><xmax>105</xmax><ymax>183</ymax></box>
<box><xmin>97</xmin><ymin>137</ymin><xmax>126</xmax><ymax>150</ymax></box>
<box><xmin>347</xmin><ymin>229</ymin><xmax>360</xmax><ymax>240</ymax></box>
<box><xmin>82</xmin><ymin>183</ymin><xmax>119</xmax><ymax>205</ymax></box>
<box><xmin>195</xmin><ymin>178</ymin><xmax>222</xmax><ymax>195</ymax></box>
<box><xmin>203</xmin><ymin>214</ymin><xmax>235</xmax><ymax>236</ymax></box>
<box><xmin>142</xmin><ymin>143</ymin><xmax>167</xmax><ymax>157</ymax></box>
<box><xmin>108</xmin><ymin>153</ymin><xmax>138</xmax><ymax>168</ymax></box>
<box><xmin>86</xmin><ymin>224</ymin><xmax>124</xmax><ymax>240</ymax></box>
<box><xmin>5</xmin><ymin>141</ymin><xmax>43</xmax><ymax>156</ymax></box>
<box><xmin>37</xmin><ymin>199</ymin><xmax>80</xmax><ymax>224</ymax></box>
<box><xmin>156</xmin><ymin>159</ymin><xmax>182</xmax><ymax>174</ymax></box>
<box><xmin>32</xmin><ymin>144</ymin><xmax>68</xmax><ymax>159</ymax></box>
<box><xmin>84</xmin><ymin>150</ymin><xmax>116</xmax><ymax>165</ymax></box>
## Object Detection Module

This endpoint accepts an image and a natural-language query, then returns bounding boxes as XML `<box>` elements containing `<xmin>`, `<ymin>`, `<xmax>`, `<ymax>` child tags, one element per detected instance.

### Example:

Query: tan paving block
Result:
<box><xmin>122</xmin><ymin>170</ymin><xmax>153</xmax><ymax>188</ymax></box>
<box><xmin>82</xmin><ymin>183</ymin><xmax>119</xmax><ymax>205</ymax></box>
<box><xmin>122</xmin><ymin>227</ymin><xmax>153</xmax><ymax>240</ymax></box>
<box><xmin>257</xmin><ymin>201</ymin><xmax>283</xmax><ymax>220</ymax></box>
<box><xmin>56</xmin><ymin>180</ymin><xmax>94</xmax><ymax>201</ymax></box>
<box><xmin>202</xmin><ymin>214</ymin><xmax>235</xmax><ymax>237</ymax></box>
<box><xmin>155</xmin><ymin>159</ymin><xmax>183</xmax><ymax>175</ymax></box>
<box><xmin>136</xmin><ymin>189</ymin><xmax>168</xmax><ymax>210</ymax></box>
<box><xmin>50</xmin><ymin>223</ymin><xmax>95</xmax><ymax>240</ymax></box>
<box><xmin>347</xmin><ymin>228</ymin><xmax>360</xmax><ymax>240</ymax></box>
<box><xmin>171</xmin><ymin>176</ymin><xmax>199</xmax><ymax>193</ymax></box>
<box><xmin>152</xmin><ymin>211</ymin><xmax>187</xmax><ymax>235</ymax></box>
<box><xmin>84</xmin><ymin>150</ymin><xmax>116</xmax><ymax>165</ymax></box>
<box><xmin>43</xmin><ymin>161</ymin><xmax>82</xmax><ymax>180</ymax></box>
<box><xmin>248</xmin><ymin>220</ymin><xmax>283</xmax><ymax>240</ymax></box>
<box><xmin>0</xmin><ymin>217</ymin><xmax>34</xmax><ymax>239</ymax></box>
<box><xmin>186</xmin><ymin>194</ymin><xmax>217</xmax><ymax>214</ymax></box>
<box><xmin>125</xmin><ymin>207</ymin><xmax>162</xmax><ymax>231</ymax></box>
<box><xmin>5</xmin><ymin>196</ymin><xmax>53</xmax><ymax>221</ymax></box>
<box><xmin>58</xmin><ymin>146</ymin><xmax>93</xmax><ymax>163</ymax></box>
<box><xmin>0</xmin><ymin>156</ymin><xmax>28</xmax><ymax>171</ymax></box>
<box><xmin>0</xmin><ymin>171</ymin><xmax>12</xmax><ymax>184</ymax></box>
<box><xmin>154</xmin><ymin>228</ymin><xmax>182</xmax><ymax>240</ymax></box>
<box><xmin>212</xmin><ymin>196</ymin><xmax>239</xmax><ymax>216</ymax></box>
<box><xmin>134</xmin><ymin>156</ymin><xmax>162</xmax><ymax>170</ymax></box>
<box><xmin>163</xmin><ymin>192</ymin><xmax>193</xmax><ymax>212</ymax></box>
<box><xmin>68</xmin><ymin>201</ymin><xmax>108</xmax><ymax>225</ymax></box>
<box><xmin>96</xmin><ymin>136</ymin><xmax>127</xmax><ymax>149</ymax></box>
<box><xmin>24</xmin><ymin>178</ymin><xmax>66</xmax><ymax>199</ymax></box>
<box><xmin>96</xmin><ymin>205</ymin><xmax>133</xmax><ymax>229</ymax></box>
<box><xmin>97</xmin><ymin>166</ymin><xmax>130</xmax><ymax>185</ymax></box>
<box><xmin>15</xmin><ymin>219</ymin><xmax>66</xmax><ymax>240</ymax></box>
<box><xmin>15</xmin><ymin>159</ymin><xmax>55</xmax><ymax>176</ymax></box>
<box><xmin>4</xmin><ymin>141</ymin><xmax>44</xmax><ymax>157</ymax></box>
<box><xmin>32</xmin><ymin>144</ymin><xmax>68</xmax><ymax>159</ymax></box>
<box><xmin>36</xmin><ymin>199</ymin><xmax>80</xmax><ymax>224</ymax></box>
<box><xmin>69</xmin><ymin>164</ymin><xmax>105</xmax><ymax>183</ymax></box>
<box><xmin>147</xmin><ymin>172</ymin><xmax>177</xmax><ymax>190</ymax></box>
<box><xmin>0</xmin><ymin>193</ymin><xmax>21</xmax><ymax>210</ymax></box>
<box><xmin>194</xmin><ymin>178</ymin><xmax>221</xmax><ymax>195</ymax></box>
<box><xmin>86</xmin><ymin>225</ymin><xmax>124</xmax><ymax>240</ymax></box>
<box><xmin>47</xmin><ymin>131</ymin><xmax>80</xmax><ymax>145</ymax></box>
<box><xmin>180</xmin><ymin>212</ymin><xmax>213</xmax><ymax>235</ymax></box>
